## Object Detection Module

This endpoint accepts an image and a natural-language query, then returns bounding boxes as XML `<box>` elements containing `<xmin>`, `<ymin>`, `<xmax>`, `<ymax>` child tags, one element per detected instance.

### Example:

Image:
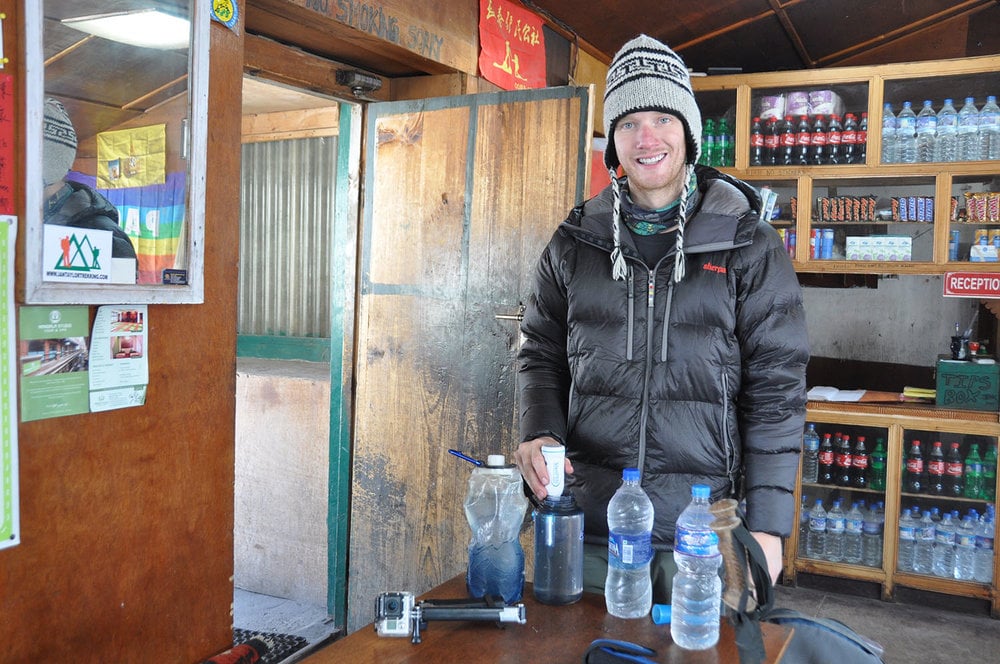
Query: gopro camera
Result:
<box><xmin>374</xmin><ymin>591</ymin><xmax>415</xmax><ymax>637</ymax></box>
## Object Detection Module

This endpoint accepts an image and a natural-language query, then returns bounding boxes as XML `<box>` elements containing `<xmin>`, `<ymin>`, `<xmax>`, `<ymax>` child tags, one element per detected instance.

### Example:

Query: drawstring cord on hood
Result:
<box><xmin>608</xmin><ymin>163</ymin><xmax>695</xmax><ymax>284</ymax></box>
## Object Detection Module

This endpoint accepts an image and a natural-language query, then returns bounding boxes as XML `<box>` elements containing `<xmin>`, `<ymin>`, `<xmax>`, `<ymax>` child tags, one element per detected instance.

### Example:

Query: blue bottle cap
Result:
<box><xmin>623</xmin><ymin>467</ymin><xmax>640</xmax><ymax>482</ymax></box>
<box><xmin>691</xmin><ymin>484</ymin><xmax>710</xmax><ymax>499</ymax></box>
<box><xmin>651</xmin><ymin>604</ymin><xmax>672</xmax><ymax>624</ymax></box>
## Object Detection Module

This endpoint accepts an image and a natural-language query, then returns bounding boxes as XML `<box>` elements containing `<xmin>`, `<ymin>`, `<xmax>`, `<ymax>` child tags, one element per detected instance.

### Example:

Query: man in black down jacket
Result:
<box><xmin>515</xmin><ymin>34</ymin><xmax>809</xmax><ymax>600</ymax></box>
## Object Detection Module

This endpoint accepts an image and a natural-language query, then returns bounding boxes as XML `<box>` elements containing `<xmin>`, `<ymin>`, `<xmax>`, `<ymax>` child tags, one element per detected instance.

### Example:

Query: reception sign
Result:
<box><xmin>943</xmin><ymin>272</ymin><xmax>1000</xmax><ymax>298</ymax></box>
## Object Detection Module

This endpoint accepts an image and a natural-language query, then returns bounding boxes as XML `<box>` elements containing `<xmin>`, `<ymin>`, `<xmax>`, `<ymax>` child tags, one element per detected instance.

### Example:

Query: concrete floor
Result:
<box><xmin>235</xmin><ymin>579</ymin><xmax>1000</xmax><ymax>663</ymax></box>
<box><xmin>233</xmin><ymin>588</ymin><xmax>339</xmax><ymax>662</ymax></box>
<box><xmin>774</xmin><ymin>575</ymin><xmax>1000</xmax><ymax>664</ymax></box>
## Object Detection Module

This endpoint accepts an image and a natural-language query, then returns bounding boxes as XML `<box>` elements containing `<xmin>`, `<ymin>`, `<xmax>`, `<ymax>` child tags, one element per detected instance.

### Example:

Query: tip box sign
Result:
<box><xmin>943</xmin><ymin>272</ymin><xmax>1000</xmax><ymax>298</ymax></box>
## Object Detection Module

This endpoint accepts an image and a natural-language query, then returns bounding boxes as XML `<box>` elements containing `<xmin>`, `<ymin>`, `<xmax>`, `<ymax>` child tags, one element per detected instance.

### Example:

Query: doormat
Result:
<box><xmin>232</xmin><ymin>628</ymin><xmax>309</xmax><ymax>664</ymax></box>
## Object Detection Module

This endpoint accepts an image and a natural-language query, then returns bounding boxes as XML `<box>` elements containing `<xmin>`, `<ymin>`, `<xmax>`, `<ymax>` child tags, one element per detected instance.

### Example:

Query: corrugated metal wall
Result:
<box><xmin>239</xmin><ymin>136</ymin><xmax>338</xmax><ymax>337</ymax></box>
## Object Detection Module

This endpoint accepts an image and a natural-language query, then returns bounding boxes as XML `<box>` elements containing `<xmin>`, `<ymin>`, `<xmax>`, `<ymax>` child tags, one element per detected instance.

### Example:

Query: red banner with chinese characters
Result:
<box><xmin>479</xmin><ymin>0</ymin><xmax>546</xmax><ymax>90</ymax></box>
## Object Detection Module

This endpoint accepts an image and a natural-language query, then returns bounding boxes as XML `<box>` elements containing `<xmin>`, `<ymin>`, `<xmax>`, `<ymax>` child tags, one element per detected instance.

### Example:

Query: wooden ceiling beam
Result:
<box><xmin>816</xmin><ymin>0</ymin><xmax>996</xmax><ymax>66</ymax></box>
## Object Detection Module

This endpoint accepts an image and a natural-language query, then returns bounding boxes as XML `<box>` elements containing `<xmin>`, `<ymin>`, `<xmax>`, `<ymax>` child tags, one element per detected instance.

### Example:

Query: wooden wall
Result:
<box><xmin>1</xmin><ymin>3</ymin><xmax>244</xmax><ymax>662</ymax></box>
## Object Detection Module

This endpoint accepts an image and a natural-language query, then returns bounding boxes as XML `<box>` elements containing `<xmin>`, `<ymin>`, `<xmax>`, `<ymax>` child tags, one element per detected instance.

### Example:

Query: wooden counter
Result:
<box><xmin>299</xmin><ymin>575</ymin><xmax>793</xmax><ymax>663</ymax></box>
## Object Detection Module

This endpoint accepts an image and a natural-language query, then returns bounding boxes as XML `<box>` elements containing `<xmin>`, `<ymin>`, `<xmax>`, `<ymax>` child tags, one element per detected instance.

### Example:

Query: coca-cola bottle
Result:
<box><xmin>858</xmin><ymin>112</ymin><xmax>868</xmax><ymax>162</ymax></box>
<box><xmin>781</xmin><ymin>115</ymin><xmax>797</xmax><ymax>165</ymax></box>
<box><xmin>796</xmin><ymin>115</ymin><xmax>811</xmax><ymax>165</ymax></box>
<box><xmin>826</xmin><ymin>114</ymin><xmax>843</xmax><ymax>165</ymax></box>
<box><xmin>818</xmin><ymin>433</ymin><xmax>835</xmax><ymax>484</ymax></box>
<box><xmin>905</xmin><ymin>440</ymin><xmax>924</xmax><ymax>494</ymax></box>
<box><xmin>945</xmin><ymin>442</ymin><xmax>964</xmax><ymax>497</ymax></box>
<box><xmin>764</xmin><ymin>118</ymin><xmax>780</xmax><ymax>165</ymax></box>
<box><xmin>836</xmin><ymin>434</ymin><xmax>853</xmax><ymax>487</ymax></box>
<box><xmin>852</xmin><ymin>435</ymin><xmax>868</xmax><ymax>488</ymax></box>
<box><xmin>810</xmin><ymin>114</ymin><xmax>827</xmax><ymax>165</ymax></box>
<box><xmin>927</xmin><ymin>441</ymin><xmax>945</xmax><ymax>495</ymax></box>
<box><xmin>749</xmin><ymin>116</ymin><xmax>764</xmax><ymax>166</ymax></box>
<box><xmin>841</xmin><ymin>113</ymin><xmax>858</xmax><ymax>164</ymax></box>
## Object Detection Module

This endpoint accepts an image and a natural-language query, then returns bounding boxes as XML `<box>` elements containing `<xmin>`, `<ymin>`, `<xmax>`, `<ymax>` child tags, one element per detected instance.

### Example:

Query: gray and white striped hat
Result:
<box><xmin>602</xmin><ymin>34</ymin><xmax>702</xmax><ymax>169</ymax></box>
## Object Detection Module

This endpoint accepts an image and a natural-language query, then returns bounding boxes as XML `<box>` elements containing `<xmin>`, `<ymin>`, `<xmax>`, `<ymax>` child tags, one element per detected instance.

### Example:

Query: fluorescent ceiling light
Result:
<box><xmin>62</xmin><ymin>9</ymin><xmax>189</xmax><ymax>50</ymax></box>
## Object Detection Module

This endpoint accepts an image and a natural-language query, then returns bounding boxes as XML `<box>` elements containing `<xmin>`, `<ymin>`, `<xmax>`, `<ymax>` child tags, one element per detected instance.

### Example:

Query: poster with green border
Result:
<box><xmin>1</xmin><ymin>216</ymin><xmax>18</xmax><ymax>549</ymax></box>
<box><xmin>19</xmin><ymin>305</ymin><xmax>90</xmax><ymax>423</ymax></box>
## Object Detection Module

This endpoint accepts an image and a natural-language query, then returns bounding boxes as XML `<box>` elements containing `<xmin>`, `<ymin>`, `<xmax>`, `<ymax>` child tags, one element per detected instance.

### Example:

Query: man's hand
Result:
<box><xmin>514</xmin><ymin>436</ymin><xmax>573</xmax><ymax>501</ymax></box>
<box><xmin>750</xmin><ymin>531</ymin><xmax>783</xmax><ymax>585</ymax></box>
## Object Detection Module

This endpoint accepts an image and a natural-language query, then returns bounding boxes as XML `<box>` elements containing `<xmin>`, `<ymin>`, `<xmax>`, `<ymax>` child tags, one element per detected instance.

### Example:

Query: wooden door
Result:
<box><xmin>348</xmin><ymin>86</ymin><xmax>592</xmax><ymax>632</ymax></box>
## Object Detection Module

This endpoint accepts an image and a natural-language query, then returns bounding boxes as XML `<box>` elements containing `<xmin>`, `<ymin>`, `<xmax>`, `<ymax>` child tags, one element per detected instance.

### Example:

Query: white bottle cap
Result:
<box><xmin>486</xmin><ymin>454</ymin><xmax>506</xmax><ymax>467</ymax></box>
<box><xmin>540</xmin><ymin>443</ymin><xmax>566</xmax><ymax>497</ymax></box>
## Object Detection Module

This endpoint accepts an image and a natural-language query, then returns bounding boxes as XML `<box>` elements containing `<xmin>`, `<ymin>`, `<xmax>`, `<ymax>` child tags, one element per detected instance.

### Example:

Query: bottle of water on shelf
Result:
<box><xmin>844</xmin><ymin>502</ymin><xmax>864</xmax><ymax>564</ymax></box>
<box><xmin>913</xmin><ymin>510</ymin><xmax>935</xmax><ymax>574</ymax></box>
<box><xmin>606</xmin><ymin>467</ymin><xmax>654</xmax><ymax>618</ymax></box>
<box><xmin>806</xmin><ymin>498</ymin><xmax>827</xmax><ymax>559</ymax></box>
<box><xmin>935</xmin><ymin>98</ymin><xmax>959</xmax><ymax>162</ymax></box>
<box><xmin>825</xmin><ymin>499</ymin><xmax>846</xmax><ymax>562</ymax></box>
<box><xmin>897</xmin><ymin>508</ymin><xmax>916</xmax><ymax>572</ymax></box>
<box><xmin>862</xmin><ymin>503</ymin><xmax>883</xmax><ymax>567</ymax></box>
<box><xmin>880</xmin><ymin>102</ymin><xmax>898</xmax><ymax>164</ymax></box>
<box><xmin>802</xmin><ymin>423</ymin><xmax>820</xmax><ymax>483</ymax></box>
<box><xmin>799</xmin><ymin>495</ymin><xmax>810</xmax><ymax>546</ymax></box>
<box><xmin>915</xmin><ymin>100</ymin><xmax>937</xmax><ymax>162</ymax></box>
<box><xmin>974</xmin><ymin>507</ymin><xmax>995</xmax><ymax>583</ymax></box>
<box><xmin>955</xmin><ymin>513</ymin><xmax>978</xmax><ymax>580</ymax></box>
<box><xmin>932</xmin><ymin>511</ymin><xmax>957</xmax><ymax>578</ymax></box>
<box><xmin>980</xmin><ymin>95</ymin><xmax>1000</xmax><ymax>160</ymax></box>
<box><xmin>670</xmin><ymin>484</ymin><xmax>722</xmax><ymax>650</ymax></box>
<box><xmin>957</xmin><ymin>96</ymin><xmax>981</xmax><ymax>161</ymax></box>
<box><xmin>896</xmin><ymin>101</ymin><xmax>917</xmax><ymax>164</ymax></box>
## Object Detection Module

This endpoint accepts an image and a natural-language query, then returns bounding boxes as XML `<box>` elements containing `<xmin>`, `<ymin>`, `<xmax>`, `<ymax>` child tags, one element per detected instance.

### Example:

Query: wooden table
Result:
<box><xmin>299</xmin><ymin>576</ymin><xmax>792</xmax><ymax>663</ymax></box>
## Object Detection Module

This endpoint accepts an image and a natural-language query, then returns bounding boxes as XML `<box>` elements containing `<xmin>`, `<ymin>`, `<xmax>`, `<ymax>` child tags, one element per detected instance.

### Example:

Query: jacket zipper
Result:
<box><xmin>626</xmin><ymin>266</ymin><xmax>635</xmax><ymax>361</ymax></box>
<box><xmin>721</xmin><ymin>371</ymin><xmax>737</xmax><ymax>486</ymax></box>
<box><xmin>636</xmin><ymin>269</ymin><xmax>657</xmax><ymax>478</ymax></box>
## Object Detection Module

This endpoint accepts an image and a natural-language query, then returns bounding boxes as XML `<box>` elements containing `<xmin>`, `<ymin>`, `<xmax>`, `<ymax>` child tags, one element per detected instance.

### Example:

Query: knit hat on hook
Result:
<box><xmin>602</xmin><ymin>34</ymin><xmax>702</xmax><ymax>170</ymax></box>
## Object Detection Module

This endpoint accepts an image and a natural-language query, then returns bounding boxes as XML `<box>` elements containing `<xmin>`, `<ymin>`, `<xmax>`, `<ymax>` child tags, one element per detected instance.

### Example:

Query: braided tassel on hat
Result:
<box><xmin>609</xmin><ymin>169</ymin><xmax>629</xmax><ymax>282</ymax></box>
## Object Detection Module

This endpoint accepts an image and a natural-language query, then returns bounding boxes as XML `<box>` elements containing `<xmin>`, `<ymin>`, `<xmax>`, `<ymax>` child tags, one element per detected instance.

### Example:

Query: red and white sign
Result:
<box><xmin>478</xmin><ymin>0</ymin><xmax>546</xmax><ymax>90</ymax></box>
<box><xmin>943</xmin><ymin>271</ymin><xmax>1000</xmax><ymax>298</ymax></box>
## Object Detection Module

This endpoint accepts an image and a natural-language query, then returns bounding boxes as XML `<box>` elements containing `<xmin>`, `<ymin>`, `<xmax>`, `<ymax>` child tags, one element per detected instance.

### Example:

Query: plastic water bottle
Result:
<box><xmin>880</xmin><ymin>102</ymin><xmax>898</xmax><ymax>164</ymax></box>
<box><xmin>932</xmin><ymin>511</ymin><xmax>957</xmax><ymax>578</ymax></box>
<box><xmin>861</xmin><ymin>504</ymin><xmax>883</xmax><ymax>567</ymax></box>
<box><xmin>915</xmin><ymin>100</ymin><xmax>937</xmax><ymax>162</ymax></box>
<box><xmin>464</xmin><ymin>454</ymin><xmax>529</xmax><ymax>603</ymax></box>
<box><xmin>670</xmin><ymin>484</ymin><xmax>722</xmax><ymax>650</ymax></box>
<box><xmin>801</xmin><ymin>423</ymin><xmax>820</xmax><ymax>483</ymax></box>
<box><xmin>913</xmin><ymin>510</ymin><xmax>935</xmax><ymax>574</ymax></box>
<box><xmin>957</xmin><ymin>96</ymin><xmax>981</xmax><ymax>161</ymax></box>
<box><xmin>935</xmin><ymin>98</ymin><xmax>959</xmax><ymax>162</ymax></box>
<box><xmin>955</xmin><ymin>514</ymin><xmax>978</xmax><ymax>580</ymax></box>
<box><xmin>896</xmin><ymin>101</ymin><xmax>917</xmax><ymax>164</ymax></box>
<box><xmin>799</xmin><ymin>495</ymin><xmax>810</xmax><ymax>546</ymax></box>
<box><xmin>806</xmin><ymin>499</ymin><xmax>827</xmax><ymax>560</ymax></box>
<box><xmin>844</xmin><ymin>502</ymin><xmax>864</xmax><ymax>564</ymax></box>
<box><xmin>824</xmin><ymin>500</ymin><xmax>845</xmax><ymax>562</ymax></box>
<box><xmin>897</xmin><ymin>508</ymin><xmax>916</xmax><ymax>572</ymax></box>
<box><xmin>974</xmin><ymin>510</ymin><xmax>995</xmax><ymax>583</ymax></box>
<box><xmin>532</xmin><ymin>493</ymin><xmax>584</xmax><ymax>605</ymax></box>
<box><xmin>981</xmin><ymin>95</ymin><xmax>1000</xmax><ymax>161</ymax></box>
<box><xmin>606</xmin><ymin>468</ymin><xmax>654</xmax><ymax>618</ymax></box>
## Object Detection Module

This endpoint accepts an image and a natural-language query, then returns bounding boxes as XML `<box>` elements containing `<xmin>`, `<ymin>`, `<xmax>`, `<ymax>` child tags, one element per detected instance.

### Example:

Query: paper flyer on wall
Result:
<box><xmin>88</xmin><ymin>305</ymin><xmax>148</xmax><ymax>412</ymax></box>
<box><xmin>1</xmin><ymin>216</ymin><xmax>18</xmax><ymax>550</ymax></box>
<box><xmin>19</xmin><ymin>305</ymin><xmax>91</xmax><ymax>422</ymax></box>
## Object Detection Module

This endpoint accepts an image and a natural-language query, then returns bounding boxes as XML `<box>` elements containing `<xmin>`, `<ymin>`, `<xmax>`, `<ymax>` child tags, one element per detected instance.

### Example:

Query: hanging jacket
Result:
<box><xmin>517</xmin><ymin>166</ymin><xmax>809</xmax><ymax>549</ymax></box>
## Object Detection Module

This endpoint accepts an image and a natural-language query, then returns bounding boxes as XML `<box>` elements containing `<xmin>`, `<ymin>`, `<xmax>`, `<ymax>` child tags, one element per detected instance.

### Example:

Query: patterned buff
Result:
<box><xmin>624</xmin><ymin>170</ymin><xmax>699</xmax><ymax>236</ymax></box>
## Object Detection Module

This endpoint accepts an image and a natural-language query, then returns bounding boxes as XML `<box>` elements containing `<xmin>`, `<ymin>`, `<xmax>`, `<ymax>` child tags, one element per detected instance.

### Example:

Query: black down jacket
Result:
<box><xmin>517</xmin><ymin>166</ymin><xmax>809</xmax><ymax>549</ymax></box>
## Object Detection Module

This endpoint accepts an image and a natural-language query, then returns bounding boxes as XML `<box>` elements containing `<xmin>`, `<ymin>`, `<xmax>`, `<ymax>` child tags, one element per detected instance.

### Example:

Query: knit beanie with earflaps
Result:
<box><xmin>602</xmin><ymin>35</ymin><xmax>702</xmax><ymax>284</ymax></box>
<box><xmin>43</xmin><ymin>97</ymin><xmax>78</xmax><ymax>187</ymax></box>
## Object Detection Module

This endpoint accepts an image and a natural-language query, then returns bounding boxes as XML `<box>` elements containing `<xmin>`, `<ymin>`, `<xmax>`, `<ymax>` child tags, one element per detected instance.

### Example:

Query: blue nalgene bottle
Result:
<box><xmin>464</xmin><ymin>454</ymin><xmax>528</xmax><ymax>603</ymax></box>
